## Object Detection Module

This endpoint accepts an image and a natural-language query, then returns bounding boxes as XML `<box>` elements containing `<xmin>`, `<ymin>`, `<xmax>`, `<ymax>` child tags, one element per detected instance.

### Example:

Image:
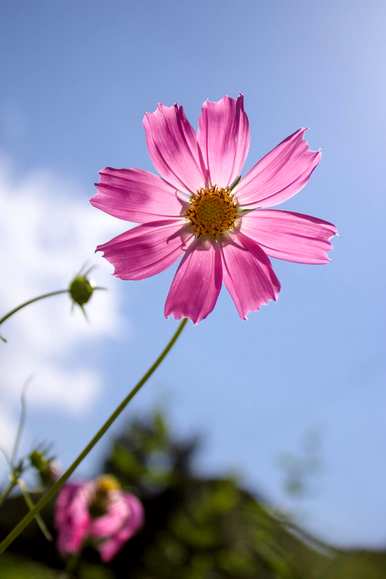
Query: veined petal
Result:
<box><xmin>91</xmin><ymin>167</ymin><xmax>184</xmax><ymax>222</ymax></box>
<box><xmin>164</xmin><ymin>241</ymin><xmax>222</xmax><ymax>324</ymax></box>
<box><xmin>221</xmin><ymin>234</ymin><xmax>280</xmax><ymax>319</ymax></box>
<box><xmin>143</xmin><ymin>103</ymin><xmax>207</xmax><ymax>193</ymax></box>
<box><xmin>240</xmin><ymin>209</ymin><xmax>336</xmax><ymax>264</ymax></box>
<box><xmin>197</xmin><ymin>95</ymin><xmax>250</xmax><ymax>188</ymax></box>
<box><xmin>236</xmin><ymin>128</ymin><xmax>320</xmax><ymax>208</ymax></box>
<box><xmin>97</xmin><ymin>220</ymin><xmax>191</xmax><ymax>280</ymax></box>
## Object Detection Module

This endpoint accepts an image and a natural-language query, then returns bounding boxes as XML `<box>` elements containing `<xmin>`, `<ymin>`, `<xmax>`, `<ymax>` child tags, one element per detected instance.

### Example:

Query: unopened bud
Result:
<box><xmin>29</xmin><ymin>450</ymin><xmax>59</xmax><ymax>486</ymax></box>
<box><xmin>69</xmin><ymin>275</ymin><xmax>94</xmax><ymax>307</ymax></box>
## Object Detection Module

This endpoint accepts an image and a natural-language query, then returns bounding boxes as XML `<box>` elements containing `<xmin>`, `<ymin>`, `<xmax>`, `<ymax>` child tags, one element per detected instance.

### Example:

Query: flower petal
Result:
<box><xmin>164</xmin><ymin>241</ymin><xmax>222</xmax><ymax>324</ymax></box>
<box><xmin>197</xmin><ymin>95</ymin><xmax>250</xmax><ymax>188</ymax></box>
<box><xmin>221</xmin><ymin>234</ymin><xmax>280</xmax><ymax>319</ymax></box>
<box><xmin>143</xmin><ymin>103</ymin><xmax>207</xmax><ymax>193</ymax></box>
<box><xmin>240</xmin><ymin>209</ymin><xmax>336</xmax><ymax>264</ymax></box>
<box><xmin>98</xmin><ymin>495</ymin><xmax>144</xmax><ymax>562</ymax></box>
<box><xmin>55</xmin><ymin>483</ymin><xmax>92</xmax><ymax>556</ymax></box>
<box><xmin>90</xmin><ymin>493</ymin><xmax>129</xmax><ymax>538</ymax></box>
<box><xmin>97</xmin><ymin>220</ymin><xmax>191</xmax><ymax>280</ymax></box>
<box><xmin>91</xmin><ymin>167</ymin><xmax>184</xmax><ymax>222</ymax></box>
<box><xmin>236</xmin><ymin>129</ymin><xmax>320</xmax><ymax>208</ymax></box>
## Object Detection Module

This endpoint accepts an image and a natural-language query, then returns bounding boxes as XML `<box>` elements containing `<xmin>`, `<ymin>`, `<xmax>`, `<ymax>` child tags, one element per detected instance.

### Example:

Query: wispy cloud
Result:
<box><xmin>0</xmin><ymin>155</ymin><xmax>128</xmax><ymax>453</ymax></box>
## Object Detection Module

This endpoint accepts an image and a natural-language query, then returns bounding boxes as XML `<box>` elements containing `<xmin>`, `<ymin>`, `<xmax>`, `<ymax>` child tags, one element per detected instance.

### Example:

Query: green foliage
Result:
<box><xmin>0</xmin><ymin>554</ymin><xmax>56</xmax><ymax>579</ymax></box>
<box><xmin>278</xmin><ymin>430</ymin><xmax>322</xmax><ymax>499</ymax></box>
<box><xmin>1</xmin><ymin>411</ymin><xmax>386</xmax><ymax>578</ymax></box>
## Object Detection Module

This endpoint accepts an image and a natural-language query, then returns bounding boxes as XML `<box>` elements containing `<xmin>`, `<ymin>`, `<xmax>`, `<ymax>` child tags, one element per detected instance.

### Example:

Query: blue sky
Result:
<box><xmin>1</xmin><ymin>0</ymin><xmax>386</xmax><ymax>547</ymax></box>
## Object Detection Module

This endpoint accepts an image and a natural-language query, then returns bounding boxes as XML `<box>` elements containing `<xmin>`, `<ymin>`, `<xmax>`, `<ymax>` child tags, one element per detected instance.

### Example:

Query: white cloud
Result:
<box><xmin>0</xmin><ymin>154</ymin><xmax>128</xmax><ymax>453</ymax></box>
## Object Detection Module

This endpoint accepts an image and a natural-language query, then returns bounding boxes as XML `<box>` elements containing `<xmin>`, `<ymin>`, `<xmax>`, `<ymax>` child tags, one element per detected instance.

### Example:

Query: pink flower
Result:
<box><xmin>92</xmin><ymin>95</ymin><xmax>336</xmax><ymax>323</ymax></box>
<box><xmin>55</xmin><ymin>476</ymin><xmax>144</xmax><ymax>562</ymax></box>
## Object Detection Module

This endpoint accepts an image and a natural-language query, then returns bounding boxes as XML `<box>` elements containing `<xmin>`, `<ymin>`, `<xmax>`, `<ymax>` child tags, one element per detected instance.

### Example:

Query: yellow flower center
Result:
<box><xmin>95</xmin><ymin>475</ymin><xmax>121</xmax><ymax>494</ymax></box>
<box><xmin>185</xmin><ymin>186</ymin><xmax>239</xmax><ymax>240</ymax></box>
<box><xmin>89</xmin><ymin>475</ymin><xmax>121</xmax><ymax>518</ymax></box>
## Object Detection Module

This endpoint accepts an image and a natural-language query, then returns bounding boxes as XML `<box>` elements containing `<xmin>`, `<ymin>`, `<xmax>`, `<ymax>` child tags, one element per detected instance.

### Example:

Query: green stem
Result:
<box><xmin>0</xmin><ymin>480</ymin><xmax>16</xmax><ymax>508</ymax></box>
<box><xmin>0</xmin><ymin>318</ymin><xmax>188</xmax><ymax>554</ymax></box>
<box><xmin>64</xmin><ymin>553</ymin><xmax>80</xmax><ymax>577</ymax></box>
<box><xmin>10</xmin><ymin>379</ymin><xmax>30</xmax><ymax>467</ymax></box>
<box><xmin>0</xmin><ymin>290</ymin><xmax>69</xmax><ymax>327</ymax></box>
<box><xmin>17</xmin><ymin>479</ymin><xmax>52</xmax><ymax>542</ymax></box>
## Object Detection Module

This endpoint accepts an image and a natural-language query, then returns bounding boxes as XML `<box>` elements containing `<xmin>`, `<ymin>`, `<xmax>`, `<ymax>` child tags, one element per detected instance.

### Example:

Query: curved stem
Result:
<box><xmin>10</xmin><ymin>379</ymin><xmax>31</xmax><ymax>467</ymax></box>
<box><xmin>0</xmin><ymin>290</ymin><xmax>69</xmax><ymax>327</ymax></box>
<box><xmin>0</xmin><ymin>318</ymin><xmax>188</xmax><ymax>554</ymax></box>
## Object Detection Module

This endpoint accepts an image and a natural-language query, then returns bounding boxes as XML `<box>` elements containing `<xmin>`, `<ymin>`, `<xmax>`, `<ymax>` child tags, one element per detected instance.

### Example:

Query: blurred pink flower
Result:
<box><xmin>92</xmin><ymin>95</ymin><xmax>336</xmax><ymax>323</ymax></box>
<box><xmin>55</xmin><ymin>476</ymin><xmax>144</xmax><ymax>562</ymax></box>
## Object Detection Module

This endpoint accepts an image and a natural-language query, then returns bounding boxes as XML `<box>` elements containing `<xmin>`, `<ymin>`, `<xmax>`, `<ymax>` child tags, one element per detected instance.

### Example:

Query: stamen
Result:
<box><xmin>185</xmin><ymin>186</ymin><xmax>239</xmax><ymax>240</ymax></box>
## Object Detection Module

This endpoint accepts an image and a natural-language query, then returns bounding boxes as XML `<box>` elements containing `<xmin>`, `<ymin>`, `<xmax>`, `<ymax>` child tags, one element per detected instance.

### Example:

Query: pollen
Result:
<box><xmin>185</xmin><ymin>186</ymin><xmax>239</xmax><ymax>240</ymax></box>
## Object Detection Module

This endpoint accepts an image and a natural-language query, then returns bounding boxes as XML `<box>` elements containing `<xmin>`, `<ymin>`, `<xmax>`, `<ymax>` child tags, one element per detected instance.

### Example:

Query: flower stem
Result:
<box><xmin>0</xmin><ymin>290</ymin><xmax>69</xmax><ymax>327</ymax></box>
<box><xmin>0</xmin><ymin>480</ymin><xmax>16</xmax><ymax>508</ymax></box>
<box><xmin>0</xmin><ymin>318</ymin><xmax>188</xmax><ymax>554</ymax></box>
<box><xmin>17</xmin><ymin>479</ymin><xmax>52</xmax><ymax>542</ymax></box>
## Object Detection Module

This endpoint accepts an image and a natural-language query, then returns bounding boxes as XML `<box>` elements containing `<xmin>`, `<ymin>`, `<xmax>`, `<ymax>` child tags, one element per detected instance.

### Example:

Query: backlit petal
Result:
<box><xmin>164</xmin><ymin>241</ymin><xmax>222</xmax><ymax>323</ymax></box>
<box><xmin>91</xmin><ymin>167</ymin><xmax>183</xmax><ymax>222</ymax></box>
<box><xmin>236</xmin><ymin>129</ymin><xmax>320</xmax><ymax>208</ymax></box>
<box><xmin>97</xmin><ymin>220</ymin><xmax>191</xmax><ymax>280</ymax></box>
<box><xmin>221</xmin><ymin>234</ymin><xmax>280</xmax><ymax>319</ymax></box>
<box><xmin>143</xmin><ymin>103</ymin><xmax>206</xmax><ymax>193</ymax></box>
<box><xmin>240</xmin><ymin>209</ymin><xmax>336</xmax><ymax>264</ymax></box>
<box><xmin>197</xmin><ymin>95</ymin><xmax>250</xmax><ymax>188</ymax></box>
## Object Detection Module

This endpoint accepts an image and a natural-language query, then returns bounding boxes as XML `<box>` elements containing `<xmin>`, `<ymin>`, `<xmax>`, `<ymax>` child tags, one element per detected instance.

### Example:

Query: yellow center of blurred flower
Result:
<box><xmin>185</xmin><ymin>186</ymin><xmax>239</xmax><ymax>240</ymax></box>
<box><xmin>89</xmin><ymin>475</ymin><xmax>121</xmax><ymax>518</ymax></box>
<box><xmin>96</xmin><ymin>475</ymin><xmax>121</xmax><ymax>494</ymax></box>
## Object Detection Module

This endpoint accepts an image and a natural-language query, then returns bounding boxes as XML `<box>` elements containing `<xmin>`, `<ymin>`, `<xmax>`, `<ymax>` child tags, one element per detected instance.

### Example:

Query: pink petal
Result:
<box><xmin>236</xmin><ymin>129</ymin><xmax>320</xmax><ymax>208</ymax></box>
<box><xmin>143</xmin><ymin>103</ymin><xmax>207</xmax><ymax>193</ymax></box>
<box><xmin>98</xmin><ymin>494</ymin><xmax>144</xmax><ymax>562</ymax></box>
<box><xmin>91</xmin><ymin>167</ymin><xmax>184</xmax><ymax>222</ymax></box>
<box><xmin>90</xmin><ymin>493</ymin><xmax>129</xmax><ymax>538</ymax></box>
<box><xmin>197</xmin><ymin>95</ymin><xmax>250</xmax><ymax>188</ymax></box>
<box><xmin>97</xmin><ymin>220</ymin><xmax>192</xmax><ymax>280</ymax></box>
<box><xmin>55</xmin><ymin>483</ymin><xmax>92</xmax><ymax>556</ymax></box>
<box><xmin>98</xmin><ymin>536</ymin><xmax>123</xmax><ymax>562</ymax></box>
<box><xmin>240</xmin><ymin>209</ymin><xmax>337</xmax><ymax>264</ymax></box>
<box><xmin>221</xmin><ymin>234</ymin><xmax>280</xmax><ymax>319</ymax></box>
<box><xmin>164</xmin><ymin>241</ymin><xmax>223</xmax><ymax>324</ymax></box>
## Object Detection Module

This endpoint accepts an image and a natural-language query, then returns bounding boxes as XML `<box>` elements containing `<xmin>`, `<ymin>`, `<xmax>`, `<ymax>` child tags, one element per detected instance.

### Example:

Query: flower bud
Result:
<box><xmin>69</xmin><ymin>275</ymin><xmax>94</xmax><ymax>307</ymax></box>
<box><xmin>29</xmin><ymin>449</ymin><xmax>59</xmax><ymax>486</ymax></box>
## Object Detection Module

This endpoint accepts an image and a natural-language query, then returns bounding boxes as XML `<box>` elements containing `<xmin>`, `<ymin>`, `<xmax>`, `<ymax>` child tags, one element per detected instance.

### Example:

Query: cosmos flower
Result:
<box><xmin>55</xmin><ymin>475</ymin><xmax>144</xmax><ymax>562</ymax></box>
<box><xmin>92</xmin><ymin>95</ymin><xmax>336</xmax><ymax>323</ymax></box>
